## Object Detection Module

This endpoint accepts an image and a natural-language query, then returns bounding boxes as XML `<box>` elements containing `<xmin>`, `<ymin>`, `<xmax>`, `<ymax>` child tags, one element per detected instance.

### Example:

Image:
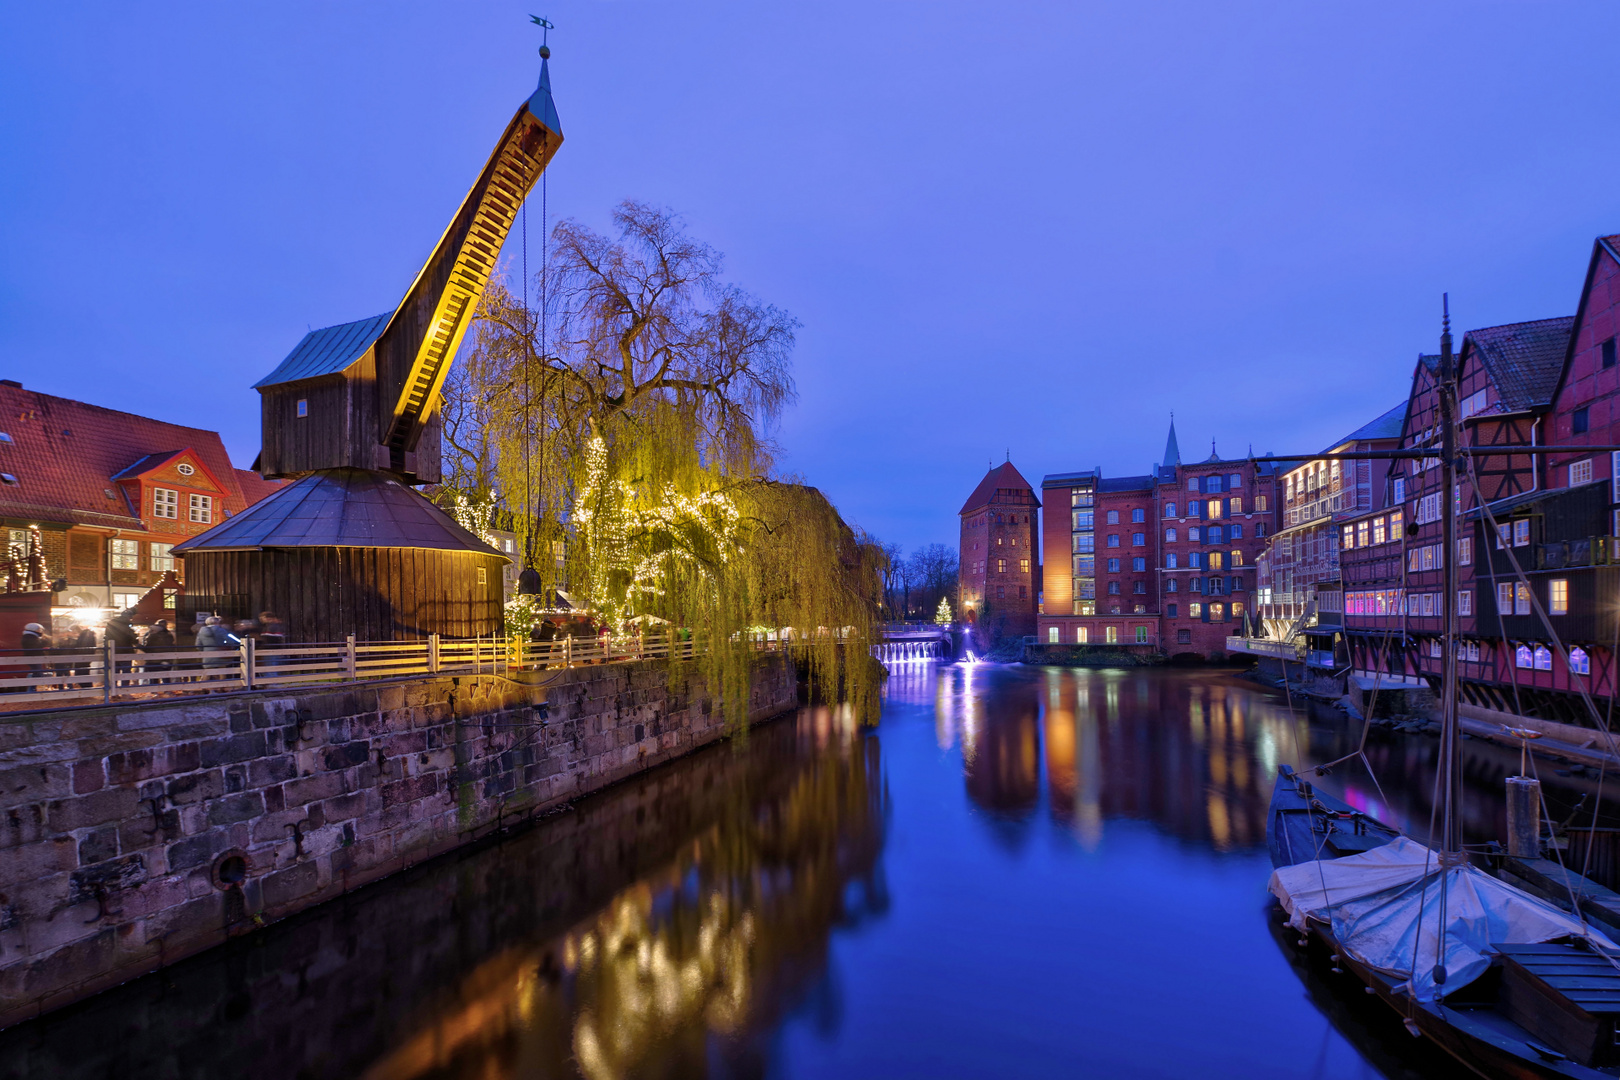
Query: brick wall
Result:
<box><xmin>0</xmin><ymin>656</ymin><xmax>796</xmax><ymax>1028</ymax></box>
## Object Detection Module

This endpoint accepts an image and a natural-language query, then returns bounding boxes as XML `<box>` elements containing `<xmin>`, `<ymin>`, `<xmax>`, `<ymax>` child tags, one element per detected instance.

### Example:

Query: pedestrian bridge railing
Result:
<box><xmin>0</xmin><ymin>632</ymin><xmax>785</xmax><ymax>712</ymax></box>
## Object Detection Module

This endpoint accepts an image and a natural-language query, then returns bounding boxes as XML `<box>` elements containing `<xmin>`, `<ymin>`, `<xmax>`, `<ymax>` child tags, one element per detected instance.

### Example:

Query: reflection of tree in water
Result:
<box><xmin>363</xmin><ymin>706</ymin><xmax>886</xmax><ymax>1080</ymax></box>
<box><xmin>0</xmin><ymin>710</ymin><xmax>886</xmax><ymax>1080</ymax></box>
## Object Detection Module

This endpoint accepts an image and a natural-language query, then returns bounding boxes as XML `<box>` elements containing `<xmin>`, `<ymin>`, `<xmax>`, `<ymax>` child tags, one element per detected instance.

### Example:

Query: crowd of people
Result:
<box><xmin>13</xmin><ymin>610</ymin><xmax>287</xmax><ymax>692</ymax></box>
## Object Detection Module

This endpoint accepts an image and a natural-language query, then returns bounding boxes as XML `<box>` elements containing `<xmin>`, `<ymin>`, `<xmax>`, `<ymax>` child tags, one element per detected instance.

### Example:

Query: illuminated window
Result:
<box><xmin>1076</xmin><ymin>625</ymin><xmax>1089</xmax><ymax>642</ymax></box>
<box><xmin>1073</xmin><ymin>510</ymin><xmax>1093</xmax><ymax>529</ymax></box>
<box><xmin>1019</xmin><ymin>559</ymin><xmax>1030</xmax><ymax>574</ymax></box>
<box><xmin>1136</xmin><ymin>626</ymin><xmax>1149</xmax><ymax>643</ymax></box>
<box><xmin>1048</xmin><ymin>627</ymin><xmax>1059</xmax><ymax>643</ymax></box>
<box><xmin>1231</xmin><ymin>549</ymin><xmax>1243</xmax><ymax>567</ymax></box>
<box><xmin>1208</xmin><ymin>552</ymin><xmax>1225</xmax><ymax>570</ymax></box>
<box><xmin>1073</xmin><ymin>601</ymin><xmax>1094</xmax><ymax>616</ymax></box>
<box><xmin>1209</xmin><ymin>602</ymin><xmax>1225</xmax><ymax>621</ymax></box>
<box><xmin>110</xmin><ymin>538</ymin><xmax>138</xmax><ymax>570</ymax></box>
<box><xmin>1372</xmin><ymin>517</ymin><xmax>1387</xmax><ymax>545</ymax></box>
<box><xmin>150</xmin><ymin>543</ymin><xmax>174</xmax><ymax>572</ymax></box>
<box><xmin>189</xmin><ymin>494</ymin><xmax>213</xmax><ymax>523</ymax></box>
<box><xmin>1570</xmin><ymin>458</ymin><xmax>1593</xmax><ymax>486</ymax></box>
<box><xmin>1357</xmin><ymin>521</ymin><xmax>1369</xmax><ymax>547</ymax></box>
<box><xmin>1341</xmin><ymin>524</ymin><xmax>1355</xmax><ymax>549</ymax></box>
<box><xmin>997</xmin><ymin>559</ymin><xmax>1007</xmax><ymax>574</ymax></box>
<box><xmin>153</xmin><ymin>487</ymin><xmax>178</xmax><ymax>519</ymax></box>
<box><xmin>1549</xmin><ymin>579</ymin><xmax>1569</xmax><ymax>615</ymax></box>
<box><xmin>1255</xmin><ymin>495</ymin><xmax>1267</xmax><ymax>513</ymax></box>
<box><xmin>1571</xmin><ymin>646</ymin><xmax>1590</xmax><ymax>675</ymax></box>
<box><xmin>1207</xmin><ymin>500</ymin><xmax>1222</xmax><ymax>520</ymax></box>
<box><xmin>1231</xmin><ymin>601</ymin><xmax>1244</xmax><ymax>617</ymax></box>
<box><xmin>1515</xmin><ymin>644</ymin><xmax>1534</xmax><ymax>669</ymax></box>
<box><xmin>1389</xmin><ymin>508</ymin><xmax>1403</xmax><ymax>536</ymax></box>
<box><xmin>1189</xmin><ymin>603</ymin><xmax>1203</xmax><ymax>618</ymax></box>
<box><xmin>1106</xmin><ymin>626</ymin><xmax>1118</xmax><ymax>644</ymax></box>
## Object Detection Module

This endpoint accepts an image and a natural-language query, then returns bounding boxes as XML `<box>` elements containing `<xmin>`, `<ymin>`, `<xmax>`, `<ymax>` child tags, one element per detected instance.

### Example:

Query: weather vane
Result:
<box><xmin>530</xmin><ymin>15</ymin><xmax>554</xmax><ymax>56</ymax></box>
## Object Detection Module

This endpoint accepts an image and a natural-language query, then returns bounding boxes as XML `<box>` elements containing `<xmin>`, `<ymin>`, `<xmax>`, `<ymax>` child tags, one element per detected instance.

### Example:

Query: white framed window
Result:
<box><xmin>150</xmin><ymin>542</ymin><xmax>174</xmax><ymax>572</ymax></box>
<box><xmin>1513</xmin><ymin>519</ymin><xmax>1530</xmax><ymax>547</ymax></box>
<box><xmin>111</xmin><ymin>591</ymin><xmax>141</xmax><ymax>610</ymax></box>
<box><xmin>1498</xmin><ymin>582</ymin><xmax>1514</xmax><ymax>613</ymax></box>
<box><xmin>1516</xmin><ymin>582</ymin><xmax>1532</xmax><ymax>615</ymax></box>
<box><xmin>1570</xmin><ymin>459</ymin><xmax>1593</xmax><ymax>486</ymax></box>
<box><xmin>189</xmin><ymin>493</ymin><xmax>213</xmax><ymax>523</ymax></box>
<box><xmin>1076</xmin><ymin>626</ymin><xmax>1088</xmax><ymax>644</ymax></box>
<box><xmin>1255</xmin><ymin>495</ymin><xmax>1267</xmax><ymax>512</ymax></box>
<box><xmin>153</xmin><ymin>487</ymin><xmax>178</xmax><ymax>519</ymax></box>
<box><xmin>175</xmin><ymin>462</ymin><xmax>195</xmax><ymax>477</ymax></box>
<box><xmin>1571</xmin><ymin>646</ymin><xmax>1590</xmax><ymax>675</ymax></box>
<box><xmin>1550</xmin><ymin>578</ymin><xmax>1569</xmax><ymax>615</ymax></box>
<box><xmin>1187</xmin><ymin>478</ymin><xmax>1199</xmax><ymax>491</ymax></box>
<box><xmin>1458</xmin><ymin>536</ymin><xmax>1472</xmax><ymax>566</ymax></box>
<box><xmin>1393</xmin><ymin>478</ymin><xmax>1406</xmax><ymax>503</ymax></box>
<box><xmin>1048</xmin><ymin>626</ymin><xmax>1058</xmax><ymax>643</ymax></box>
<box><xmin>110</xmin><ymin>538</ymin><xmax>138</xmax><ymax>570</ymax></box>
<box><xmin>1457</xmin><ymin>590</ymin><xmax>1472</xmax><ymax>616</ymax></box>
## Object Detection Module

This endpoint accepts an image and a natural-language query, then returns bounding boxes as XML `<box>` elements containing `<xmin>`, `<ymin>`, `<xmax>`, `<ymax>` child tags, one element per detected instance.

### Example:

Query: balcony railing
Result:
<box><xmin>1225</xmin><ymin>636</ymin><xmax>1304</xmax><ymax>660</ymax></box>
<box><xmin>1536</xmin><ymin>536</ymin><xmax>1620</xmax><ymax>571</ymax></box>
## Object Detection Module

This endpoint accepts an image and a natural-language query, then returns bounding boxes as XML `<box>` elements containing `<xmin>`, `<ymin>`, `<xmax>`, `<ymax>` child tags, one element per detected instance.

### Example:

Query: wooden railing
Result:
<box><xmin>0</xmin><ymin>631</ymin><xmax>787</xmax><ymax>711</ymax></box>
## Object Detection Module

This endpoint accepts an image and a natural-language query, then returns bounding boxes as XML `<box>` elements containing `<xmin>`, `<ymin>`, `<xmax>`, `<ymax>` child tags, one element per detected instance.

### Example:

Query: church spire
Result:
<box><xmin>1163</xmin><ymin>413</ymin><xmax>1181</xmax><ymax>467</ymax></box>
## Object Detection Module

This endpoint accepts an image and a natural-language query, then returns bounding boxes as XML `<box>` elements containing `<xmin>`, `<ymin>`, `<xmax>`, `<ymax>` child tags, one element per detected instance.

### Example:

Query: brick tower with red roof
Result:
<box><xmin>958</xmin><ymin>461</ymin><xmax>1040</xmax><ymax>649</ymax></box>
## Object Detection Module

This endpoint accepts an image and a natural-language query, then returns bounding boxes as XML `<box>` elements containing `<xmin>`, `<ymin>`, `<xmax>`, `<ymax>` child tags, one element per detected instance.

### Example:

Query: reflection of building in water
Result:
<box><xmin>941</xmin><ymin>669</ymin><xmax>1290</xmax><ymax>852</ymax></box>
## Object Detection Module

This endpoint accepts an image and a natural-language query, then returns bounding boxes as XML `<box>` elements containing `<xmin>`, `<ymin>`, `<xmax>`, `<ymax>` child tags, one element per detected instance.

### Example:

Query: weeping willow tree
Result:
<box><xmin>444</xmin><ymin>200</ymin><xmax>883</xmax><ymax>727</ymax></box>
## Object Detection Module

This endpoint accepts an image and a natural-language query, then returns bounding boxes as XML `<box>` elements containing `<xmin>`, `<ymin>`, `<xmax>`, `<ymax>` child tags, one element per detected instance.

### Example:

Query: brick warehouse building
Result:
<box><xmin>1033</xmin><ymin>421</ymin><xmax>1280</xmax><ymax>659</ymax></box>
<box><xmin>0</xmin><ymin>382</ymin><xmax>281</xmax><ymax>625</ymax></box>
<box><xmin>958</xmin><ymin>461</ymin><xmax>1040</xmax><ymax>648</ymax></box>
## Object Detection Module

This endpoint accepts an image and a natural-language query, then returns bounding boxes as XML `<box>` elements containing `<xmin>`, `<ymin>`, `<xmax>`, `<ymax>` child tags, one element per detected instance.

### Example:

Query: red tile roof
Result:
<box><xmin>959</xmin><ymin>461</ymin><xmax>1038</xmax><ymax>515</ymax></box>
<box><xmin>0</xmin><ymin>384</ymin><xmax>272</xmax><ymax>530</ymax></box>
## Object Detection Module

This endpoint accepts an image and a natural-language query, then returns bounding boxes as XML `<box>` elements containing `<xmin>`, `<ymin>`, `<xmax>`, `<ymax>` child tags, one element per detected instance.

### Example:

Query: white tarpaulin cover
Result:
<box><xmin>1269</xmin><ymin>836</ymin><xmax>1617</xmax><ymax>1001</ymax></box>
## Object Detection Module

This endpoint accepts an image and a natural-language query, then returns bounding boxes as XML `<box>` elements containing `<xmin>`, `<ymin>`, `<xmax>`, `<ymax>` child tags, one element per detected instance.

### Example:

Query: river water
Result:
<box><xmin>2</xmin><ymin>663</ymin><xmax>1615</xmax><ymax>1080</ymax></box>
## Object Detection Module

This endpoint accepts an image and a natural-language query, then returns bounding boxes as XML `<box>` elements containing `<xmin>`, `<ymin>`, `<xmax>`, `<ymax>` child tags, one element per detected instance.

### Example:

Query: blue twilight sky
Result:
<box><xmin>3</xmin><ymin>2</ymin><xmax>1619</xmax><ymax>554</ymax></box>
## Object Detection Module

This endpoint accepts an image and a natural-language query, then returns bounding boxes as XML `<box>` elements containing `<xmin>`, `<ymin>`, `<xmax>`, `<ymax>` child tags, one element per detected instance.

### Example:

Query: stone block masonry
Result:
<box><xmin>0</xmin><ymin>655</ymin><xmax>796</xmax><ymax>1028</ymax></box>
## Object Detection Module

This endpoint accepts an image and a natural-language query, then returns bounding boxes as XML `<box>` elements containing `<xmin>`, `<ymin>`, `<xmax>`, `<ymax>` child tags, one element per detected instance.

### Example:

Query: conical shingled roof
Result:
<box><xmin>171</xmin><ymin>468</ymin><xmax>503</xmax><ymax>557</ymax></box>
<box><xmin>959</xmin><ymin>461</ymin><xmax>1036</xmax><ymax>515</ymax></box>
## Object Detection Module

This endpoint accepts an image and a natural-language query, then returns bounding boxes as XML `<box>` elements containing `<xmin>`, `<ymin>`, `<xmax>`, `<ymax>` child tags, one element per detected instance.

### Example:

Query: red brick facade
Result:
<box><xmin>958</xmin><ymin>462</ymin><xmax>1040</xmax><ymax>648</ymax></box>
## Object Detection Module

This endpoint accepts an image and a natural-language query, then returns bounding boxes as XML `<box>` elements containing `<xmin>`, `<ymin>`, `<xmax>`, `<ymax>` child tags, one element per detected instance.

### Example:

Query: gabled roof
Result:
<box><xmin>172</xmin><ymin>468</ymin><xmax>503</xmax><ymax>556</ymax></box>
<box><xmin>0</xmin><ymin>384</ymin><xmax>264</xmax><ymax>529</ymax></box>
<box><xmin>252</xmin><ymin>313</ymin><xmax>390</xmax><ymax>390</ymax></box>
<box><xmin>959</xmin><ymin>461</ymin><xmax>1036</xmax><ymax>515</ymax></box>
<box><xmin>110</xmin><ymin>450</ymin><xmax>185</xmax><ymax>481</ymax></box>
<box><xmin>1547</xmin><ymin>234</ymin><xmax>1620</xmax><ymax>412</ymax></box>
<box><xmin>1460</xmin><ymin>316</ymin><xmax>1575</xmax><ymax>411</ymax></box>
<box><xmin>1331</xmin><ymin>401</ymin><xmax>1407</xmax><ymax>449</ymax></box>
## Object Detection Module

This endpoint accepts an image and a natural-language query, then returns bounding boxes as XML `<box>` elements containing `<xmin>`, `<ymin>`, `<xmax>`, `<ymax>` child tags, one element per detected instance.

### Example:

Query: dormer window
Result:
<box><xmin>154</xmin><ymin>487</ymin><xmax>179</xmax><ymax>519</ymax></box>
<box><xmin>0</xmin><ymin>432</ymin><xmax>12</xmax><ymax>443</ymax></box>
<box><xmin>0</xmin><ymin>474</ymin><xmax>15</xmax><ymax>486</ymax></box>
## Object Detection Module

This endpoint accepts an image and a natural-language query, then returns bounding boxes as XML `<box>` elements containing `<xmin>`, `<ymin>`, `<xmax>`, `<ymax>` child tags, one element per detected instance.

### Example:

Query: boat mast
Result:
<box><xmin>1438</xmin><ymin>296</ymin><xmax>1463</xmax><ymax>856</ymax></box>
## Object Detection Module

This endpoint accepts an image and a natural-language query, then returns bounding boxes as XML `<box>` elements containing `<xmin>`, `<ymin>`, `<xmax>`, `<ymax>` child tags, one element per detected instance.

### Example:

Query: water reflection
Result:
<box><xmin>922</xmin><ymin>663</ymin><xmax>1620</xmax><ymax>857</ymax></box>
<box><xmin>0</xmin><ymin>708</ymin><xmax>885</xmax><ymax>1080</ymax></box>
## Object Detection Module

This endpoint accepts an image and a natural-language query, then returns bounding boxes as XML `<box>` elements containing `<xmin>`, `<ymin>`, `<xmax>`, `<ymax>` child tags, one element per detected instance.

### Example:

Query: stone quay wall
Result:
<box><xmin>0</xmin><ymin>655</ymin><xmax>796</xmax><ymax>1029</ymax></box>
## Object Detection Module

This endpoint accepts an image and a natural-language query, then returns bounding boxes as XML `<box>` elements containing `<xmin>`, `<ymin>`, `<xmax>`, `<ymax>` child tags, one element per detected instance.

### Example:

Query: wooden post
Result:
<box><xmin>1506</xmin><ymin>776</ymin><xmax>1541</xmax><ymax>858</ymax></box>
<box><xmin>103</xmin><ymin>639</ymin><xmax>114</xmax><ymax>704</ymax></box>
<box><xmin>564</xmin><ymin>634</ymin><xmax>572</xmax><ymax>667</ymax></box>
<box><xmin>428</xmin><ymin>633</ymin><xmax>440</xmax><ymax>674</ymax></box>
<box><xmin>242</xmin><ymin>637</ymin><xmax>255</xmax><ymax>691</ymax></box>
<box><xmin>345</xmin><ymin>635</ymin><xmax>357</xmax><ymax>680</ymax></box>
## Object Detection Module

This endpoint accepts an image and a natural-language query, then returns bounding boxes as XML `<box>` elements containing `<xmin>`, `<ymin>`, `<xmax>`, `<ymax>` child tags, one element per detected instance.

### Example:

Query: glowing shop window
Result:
<box><xmin>1048</xmin><ymin>627</ymin><xmax>1058</xmax><ymax>644</ymax></box>
<box><xmin>1076</xmin><ymin>626</ymin><xmax>1088</xmax><ymax>643</ymax></box>
<box><xmin>1372</xmin><ymin>517</ymin><xmax>1387</xmax><ymax>545</ymax></box>
<box><xmin>1570</xmin><ymin>647</ymin><xmax>1590</xmax><ymax>675</ymax></box>
<box><xmin>1105</xmin><ymin>626</ymin><xmax>1118</xmax><ymax>644</ymax></box>
<box><xmin>1135</xmin><ymin>626</ymin><xmax>1148</xmax><ymax>643</ymax></box>
<box><xmin>1549</xmin><ymin>579</ymin><xmax>1569</xmax><ymax>615</ymax></box>
<box><xmin>1341</xmin><ymin>525</ymin><xmax>1355</xmax><ymax>549</ymax></box>
<box><xmin>1357</xmin><ymin>521</ymin><xmax>1369</xmax><ymax>547</ymax></box>
<box><xmin>1189</xmin><ymin>602</ymin><xmax>1203</xmax><ymax>618</ymax></box>
<box><xmin>110</xmin><ymin>538</ymin><xmax>138</xmax><ymax>570</ymax></box>
<box><xmin>1516</xmin><ymin>645</ymin><xmax>1534</xmax><ymax>669</ymax></box>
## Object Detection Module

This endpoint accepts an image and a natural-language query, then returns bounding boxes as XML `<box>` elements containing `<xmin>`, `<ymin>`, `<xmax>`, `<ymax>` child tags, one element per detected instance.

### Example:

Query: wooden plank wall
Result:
<box><xmin>182</xmin><ymin>546</ymin><xmax>505</xmax><ymax>642</ymax></box>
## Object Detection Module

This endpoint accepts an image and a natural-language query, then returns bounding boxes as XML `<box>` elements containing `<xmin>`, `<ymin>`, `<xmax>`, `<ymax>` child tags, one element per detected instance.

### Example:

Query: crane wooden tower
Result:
<box><xmin>175</xmin><ymin>53</ymin><xmax>564</xmax><ymax>643</ymax></box>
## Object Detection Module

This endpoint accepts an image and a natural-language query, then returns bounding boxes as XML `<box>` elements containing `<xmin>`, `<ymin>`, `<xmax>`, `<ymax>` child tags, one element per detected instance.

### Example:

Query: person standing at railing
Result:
<box><xmin>21</xmin><ymin>622</ymin><xmax>48</xmax><ymax>691</ymax></box>
<box><xmin>529</xmin><ymin>618</ymin><xmax>556</xmax><ymax>669</ymax></box>
<box><xmin>145</xmin><ymin>619</ymin><xmax>174</xmax><ymax>684</ymax></box>
<box><xmin>70</xmin><ymin>623</ymin><xmax>96</xmax><ymax>681</ymax></box>
<box><xmin>105</xmin><ymin>613</ymin><xmax>137</xmax><ymax>678</ymax></box>
<box><xmin>194</xmin><ymin>617</ymin><xmax>234</xmax><ymax>685</ymax></box>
